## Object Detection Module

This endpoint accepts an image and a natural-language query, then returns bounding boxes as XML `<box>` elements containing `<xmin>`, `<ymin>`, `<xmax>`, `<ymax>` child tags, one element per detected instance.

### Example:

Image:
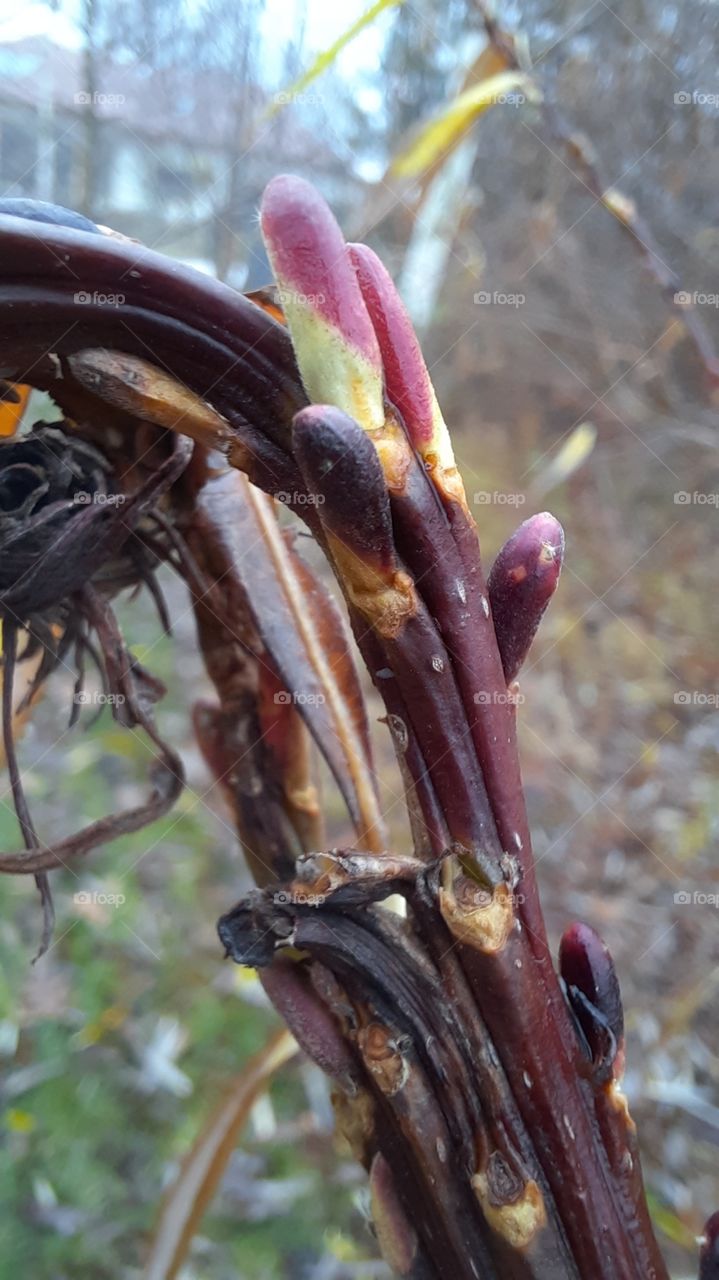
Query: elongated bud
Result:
<box><xmin>293</xmin><ymin>405</ymin><xmax>395</xmax><ymax>571</ymax></box>
<box><xmin>700</xmin><ymin>1212</ymin><xmax>719</xmax><ymax>1280</ymax></box>
<box><xmin>259</xmin><ymin>959</ymin><xmax>358</xmax><ymax>1094</ymax></box>
<box><xmin>293</xmin><ymin>405</ymin><xmax>415</xmax><ymax>639</ymax></box>
<box><xmin>349</xmin><ymin>243</ymin><xmax>456</xmax><ymax>477</ymax></box>
<box><xmin>260</xmin><ymin>176</ymin><xmax>384</xmax><ymax>432</ymax></box>
<box><xmin>369</xmin><ymin>1152</ymin><xmax>418</xmax><ymax>1276</ymax></box>
<box><xmin>488</xmin><ymin>511</ymin><xmax>564</xmax><ymax>683</ymax></box>
<box><xmin>559</xmin><ymin>922</ymin><xmax>624</xmax><ymax>1078</ymax></box>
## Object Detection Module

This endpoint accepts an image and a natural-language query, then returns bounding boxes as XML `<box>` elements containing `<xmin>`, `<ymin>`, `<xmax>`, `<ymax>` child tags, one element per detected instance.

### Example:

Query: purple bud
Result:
<box><xmin>260</xmin><ymin>958</ymin><xmax>358</xmax><ymax>1093</ymax></box>
<box><xmin>292</xmin><ymin>404</ymin><xmax>396</xmax><ymax>574</ymax></box>
<box><xmin>559</xmin><ymin>922</ymin><xmax>624</xmax><ymax>1078</ymax></box>
<box><xmin>488</xmin><ymin>512</ymin><xmax>564</xmax><ymax>683</ymax></box>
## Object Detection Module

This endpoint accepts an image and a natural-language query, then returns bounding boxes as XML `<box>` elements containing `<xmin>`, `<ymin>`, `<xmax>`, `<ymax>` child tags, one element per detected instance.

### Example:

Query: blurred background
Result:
<box><xmin>0</xmin><ymin>0</ymin><xmax>718</xmax><ymax>1277</ymax></box>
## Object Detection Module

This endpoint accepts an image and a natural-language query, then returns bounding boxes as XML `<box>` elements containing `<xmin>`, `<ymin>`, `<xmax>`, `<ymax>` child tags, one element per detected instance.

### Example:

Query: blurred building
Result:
<box><xmin>0</xmin><ymin>33</ymin><xmax>349</xmax><ymax>281</ymax></box>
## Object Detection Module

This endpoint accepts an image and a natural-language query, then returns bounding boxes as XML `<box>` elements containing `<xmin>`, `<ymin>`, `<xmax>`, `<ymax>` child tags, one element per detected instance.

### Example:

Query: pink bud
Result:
<box><xmin>349</xmin><ymin>243</ymin><xmax>436</xmax><ymax>449</ymax></box>
<box><xmin>260</xmin><ymin>176</ymin><xmax>384</xmax><ymax>430</ymax></box>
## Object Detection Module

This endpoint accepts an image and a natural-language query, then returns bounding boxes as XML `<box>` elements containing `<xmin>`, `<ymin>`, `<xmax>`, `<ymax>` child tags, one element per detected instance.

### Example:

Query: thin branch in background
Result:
<box><xmin>1</xmin><ymin>617</ymin><xmax>54</xmax><ymax>958</ymax></box>
<box><xmin>470</xmin><ymin>0</ymin><xmax>719</xmax><ymax>391</ymax></box>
